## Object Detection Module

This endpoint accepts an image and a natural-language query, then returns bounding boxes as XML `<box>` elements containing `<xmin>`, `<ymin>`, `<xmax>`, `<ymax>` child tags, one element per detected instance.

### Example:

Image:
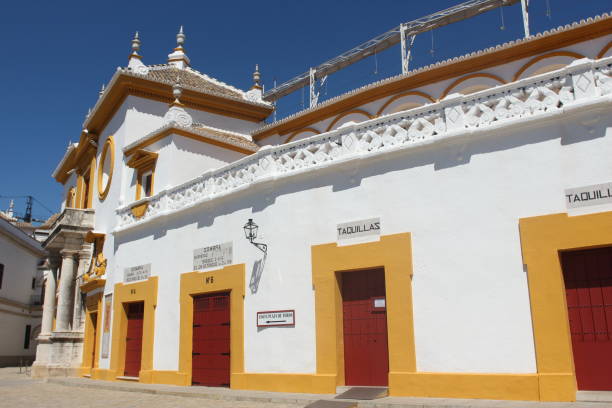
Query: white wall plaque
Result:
<box><xmin>101</xmin><ymin>293</ymin><xmax>112</xmax><ymax>358</ymax></box>
<box><xmin>124</xmin><ymin>264</ymin><xmax>151</xmax><ymax>283</ymax></box>
<box><xmin>257</xmin><ymin>310</ymin><xmax>295</xmax><ymax>327</ymax></box>
<box><xmin>193</xmin><ymin>242</ymin><xmax>233</xmax><ymax>271</ymax></box>
<box><xmin>337</xmin><ymin>218</ymin><xmax>381</xmax><ymax>240</ymax></box>
<box><xmin>565</xmin><ymin>182</ymin><xmax>612</xmax><ymax>209</ymax></box>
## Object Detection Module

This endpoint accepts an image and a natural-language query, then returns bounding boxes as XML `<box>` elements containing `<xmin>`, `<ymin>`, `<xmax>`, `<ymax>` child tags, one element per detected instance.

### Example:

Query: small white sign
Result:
<box><xmin>337</xmin><ymin>218</ymin><xmax>381</xmax><ymax>240</ymax></box>
<box><xmin>374</xmin><ymin>298</ymin><xmax>386</xmax><ymax>308</ymax></box>
<box><xmin>194</xmin><ymin>242</ymin><xmax>233</xmax><ymax>271</ymax></box>
<box><xmin>257</xmin><ymin>310</ymin><xmax>295</xmax><ymax>327</ymax></box>
<box><xmin>124</xmin><ymin>264</ymin><xmax>151</xmax><ymax>283</ymax></box>
<box><xmin>565</xmin><ymin>182</ymin><xmax>612</xmax><ymax>209</ymax></box>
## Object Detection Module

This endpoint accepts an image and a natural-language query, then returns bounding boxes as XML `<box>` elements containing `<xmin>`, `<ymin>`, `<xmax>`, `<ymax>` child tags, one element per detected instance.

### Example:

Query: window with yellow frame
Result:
<box><xmin>126</xmin><ymin>149</ymin><xmax>158</xmax><ymax>201</ymax></box>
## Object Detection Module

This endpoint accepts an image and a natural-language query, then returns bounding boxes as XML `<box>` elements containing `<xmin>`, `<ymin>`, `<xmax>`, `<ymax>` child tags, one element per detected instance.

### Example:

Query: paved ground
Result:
<box><xmin>0</xmin><ymin>367</ymin><xmax>301</xmax><ymax>408</ymax></box>
<box><xmin>1</xmin><ymin>367</ymin><xmax>611</xmax><ymax>408</ymax></box>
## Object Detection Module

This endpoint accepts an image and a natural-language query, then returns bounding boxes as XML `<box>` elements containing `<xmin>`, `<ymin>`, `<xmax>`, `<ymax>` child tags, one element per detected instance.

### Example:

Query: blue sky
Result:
<box><xmin>0</xmin><ymin>0</ymin><xmax>609</xmax><ymax>221</ymax></box>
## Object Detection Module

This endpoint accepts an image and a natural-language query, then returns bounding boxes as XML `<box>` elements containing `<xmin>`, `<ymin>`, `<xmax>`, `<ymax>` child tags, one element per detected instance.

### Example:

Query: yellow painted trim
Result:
<box><xmin>519</xmin><ymin>211</ymin><xmax>612</xmax><ymax>401</ymax></box>
<box><xmin>513</xmin><ymin>51</ymin><xmax>585</xmax><ymax>81</ymax></box>
<box><xmin>311</xmin><ymin>233</ymin><xmax>416</xmax><ymax>391</ymax></box>
<box><xmin>597</xmin><ymin>40</ymin><xmax>612</xmax><ymax>59</ymax></box>
<box><xmin>439</xmin><ymin>73</ymin><xmax>506</xmax><ymax>100</ymax></box>
<box><xmin>106</xmin><ymin>277</ymin><xmax>158</xmax><ymax>381</ymax></box>
<box><xmin>80</xmin><ymin>278</ymin><xmax>106</xmax><ymax>293</ymax></box>
<box><xmin>177</xmin><ymin>264</ymin><xmax>245</xmax><ymax>387</ymax></box>
<box><xmin>97</xmin><ymin>136</ymin><xmax>115</xmax><ymax>201</ymax></box>
<box><xmin>232</xmin><ymin>373</ymin><xmax>337</xmax><ymax>394</ymax></box>
<box><xmin>389</xmin><ymin>372</ymin><xmax>542</xmax><ymax>400</ymax></box>
<box><xmin>375</xmin><ymin>91</ymin><xmax>435</xmax><ymax>116</ymax></box>
<box><xmin>285</xmin><ymin>127</ymin><xmax>321</xmax><ymax>144</ymax></box>
<box><xmin>135</xmin><ymin>167</ymin><xmax>155</xmax><ymax>201</ymax></box>
<box><xmin>81</xmin><ymin>292</ymin><xmax>103</xmax><ymax>375</ymax></box>
<box><xmin>75</xmin><ymin>156</ymin><xmax>96</xmax><ymax>209</ymax></box>
<box><xmin>130</xmin><ymin>202</ymin><xmax>149</xmax><ymax>219</ymax></box>
<box><xmin>325</xmin><ymin>109</ymin><xmax>373</xmax><ymax>132</ymax></box>
<box><xmin>139</xmin><ymin>370</ymin><xmax>190</xmax><ymax>386</ymax></box>
<box><xmin>66</xmin><ymin>187</ymin><xmax>76</xmax><ymax>208</ymax></box>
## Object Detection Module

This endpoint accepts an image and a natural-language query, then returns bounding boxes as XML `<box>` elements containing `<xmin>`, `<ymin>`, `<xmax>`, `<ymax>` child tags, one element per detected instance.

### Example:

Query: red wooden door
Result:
<box><xmin>124</xmin><ymin>302</ymin><xmax>144</xmax><ymax>377</ymax></box>
<box><xmin>91</xmin><ymin>312</ymin><xmax>98</xmax><ymax>369</ymax></box>
<box><xmin>342</xmin><ymin>268</ymin><xmax>389</xmax><ymax>386</ymax></box>
<box><xmin>561</xmin><ymin>247</ymin><xmax>612</xmax><ymax>390</ymax></box>
<box><xmin>192</xmin><ymin>293</ymin><xmax>231</xmax><ymax>387</ymax></box>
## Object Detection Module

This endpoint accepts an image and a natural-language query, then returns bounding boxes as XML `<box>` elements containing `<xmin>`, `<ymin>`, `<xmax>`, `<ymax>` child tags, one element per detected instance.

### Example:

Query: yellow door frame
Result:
<box><xmin>311</xmin><ymin>233</ymin><xmax>416</xmax><ymax>393</ymax></box>
<box><xmin>91</xmin><ymin>276</ymin><xmax>158</xmax><ymax>382</ymax></box>
<box><xmin>80</xmin><ymin>291</ymin><xmax>103</xmax><ymax>376</ymax></box>
<box><xmin>176</xmin><ymin>264</ymin><xmax>245</xmax><ymax>387</ymax></box>
<box><xmin>519</xmin><ymin>211</ymin><xmax>612</xmax><ymax>401</ymax></box>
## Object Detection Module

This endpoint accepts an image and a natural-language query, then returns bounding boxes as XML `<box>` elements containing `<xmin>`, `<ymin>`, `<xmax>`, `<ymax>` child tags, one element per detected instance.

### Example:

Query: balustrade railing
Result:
<box><xmin>116</xmin><ymin>57</ymin><xmax>612</xmax><ymax>230</ymax></box>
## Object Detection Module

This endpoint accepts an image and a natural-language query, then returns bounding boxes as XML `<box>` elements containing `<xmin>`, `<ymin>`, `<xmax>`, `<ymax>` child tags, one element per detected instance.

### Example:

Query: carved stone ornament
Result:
<box><xmin>164</xmin><ymin>106</ymin><xmax>193</xmax><ymax>127</ymax></box>
<box><xmin>245</xmin><ymin>88</ymin><xmax>263</xmax><ymax>102</ymax></box>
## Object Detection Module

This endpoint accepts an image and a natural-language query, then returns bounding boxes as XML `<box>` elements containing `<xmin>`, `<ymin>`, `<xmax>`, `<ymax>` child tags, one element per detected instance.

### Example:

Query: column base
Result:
<box><xmin>32</xmin><ymin>331</ymin><xmax>84</xmax><ymax>378</ymax></box>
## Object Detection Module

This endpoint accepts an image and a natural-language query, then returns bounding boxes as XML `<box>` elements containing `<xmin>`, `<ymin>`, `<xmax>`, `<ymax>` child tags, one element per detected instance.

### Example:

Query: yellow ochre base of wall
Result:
<box><xmin>91</xmin><ymin>368</ymin><xmax>120</xmax><ymax>381</ymax></box>
<box><xmin>390</xmin><ymin>372</ymin><xmax>573</xmax><ymax>401</ymax></box>
<box><xmin>139</xmin><ymin>370</ymin><xmax>190</xmax><ymax>386</ymax></box>
<box><xmin>232</xmin><ymin>373</ymin><xmax>337</xmax><ymax>394</ymax></box>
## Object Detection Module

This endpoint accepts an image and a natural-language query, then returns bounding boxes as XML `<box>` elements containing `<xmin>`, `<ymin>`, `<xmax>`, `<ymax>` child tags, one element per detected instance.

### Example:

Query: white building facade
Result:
<box><xmin>0</xmin><ymin>217</ymin><xmax>46</xmax><ymax>367</ymax></box>
<box><xmin>33</xmin><ymin>14</ymin><xmax>612</xmax><ymax>402</ymax></box>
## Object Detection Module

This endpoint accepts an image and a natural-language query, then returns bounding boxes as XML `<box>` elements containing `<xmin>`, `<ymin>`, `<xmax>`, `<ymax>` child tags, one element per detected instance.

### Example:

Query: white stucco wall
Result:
<box><xmin>107</xmin><ymin>104</ymin><xmax>612</xmax><ymax>375</ymax></box>
<box><xmin>78</xmin><ymin>32</ymin><xmax>612</xmax><ymax>376</ymax></box>
<box><xmin>0</xmin><ymin>229</ymin><xmax>43</xmax><ymax>359</ymax></box>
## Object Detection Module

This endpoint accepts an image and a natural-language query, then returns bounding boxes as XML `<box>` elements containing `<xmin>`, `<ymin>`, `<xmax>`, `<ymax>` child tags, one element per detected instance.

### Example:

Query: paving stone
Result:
<box><xmin>2</xmin><ymin>367</ymin><xmax>612</xmax><ymax>408</ymax></box>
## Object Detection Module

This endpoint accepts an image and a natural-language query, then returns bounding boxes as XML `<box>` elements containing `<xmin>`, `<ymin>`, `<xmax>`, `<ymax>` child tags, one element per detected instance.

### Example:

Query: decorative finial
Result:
<box><xmin>252</xmin><ymin>64</ymin><xmax>262</xmax><ymax>90</ymax></box>
<box><xmin>87</xmin><ymin>108</ymin><xmax>91</xmax><ymax>118</ymax></box>
<box><xmin>128</xmin><ymin>31</ymin><xmax>149</xmax><ymax>74</ymax></box>
<box><xmin>164</xmin><ymin>73</ymin><xmax>193</xmax><ymax>127</ymax></box>
<box><xmin>168</xmin><ymin>26</ymin><xmax>190</xmax><ymax>68</ymax></box>
<box><xmin>172</xmin><ymin>75</ymin><xmax>183</xmax><ymax>106</ymax></box>
<box><xmin>99</xmin><ymin>83</ymin><xmax>106</xmax><ymax>98</ymax></box>
<box><xmin>131</xmin><ymin>31</ymin><xmax>141</xmax><ymax>56</ymax></box>
<box><xmin>177</xmin><ymin>26</ymin><xmax>185</xmax><ymax>48</ymax></box>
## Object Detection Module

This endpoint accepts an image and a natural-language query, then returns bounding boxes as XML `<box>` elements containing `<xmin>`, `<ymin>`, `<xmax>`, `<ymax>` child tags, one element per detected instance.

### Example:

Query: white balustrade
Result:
<box><xmin>116</xmin><ymin>57</ymin><xmax>612</xmax><ymax>230</ymax></box>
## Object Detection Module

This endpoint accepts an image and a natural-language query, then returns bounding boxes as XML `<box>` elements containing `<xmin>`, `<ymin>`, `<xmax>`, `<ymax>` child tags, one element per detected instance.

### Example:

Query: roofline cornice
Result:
<box><xmin>253</xmin><ymin>13</ymin><xmax>612</xmax><ymax>140</ymax></box>
<box><xmin>124</xmin><ymin>123</ymin><xmax>258</xmax><ymax>157</ymax></box>
<box><xmin>83</xmin><ymin>70</ymin><xmax>274</xmax><ymax>137</ymax></box>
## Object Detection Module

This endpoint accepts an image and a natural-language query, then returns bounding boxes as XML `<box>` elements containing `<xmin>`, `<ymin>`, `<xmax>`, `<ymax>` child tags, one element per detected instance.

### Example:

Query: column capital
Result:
<box><xmin>60</xmin><ymin>249</ymin><xmax>79</xmax><ymax>258</ymax></box>
<box><xmin>77</xmin><ymin>251</ymin><xmax>92</xmax><ymax>260</ymax></box>
<box><xmin>48</xmin><ymin>255</ymin><xmax>61</xmax><ymax>269</ymax></box>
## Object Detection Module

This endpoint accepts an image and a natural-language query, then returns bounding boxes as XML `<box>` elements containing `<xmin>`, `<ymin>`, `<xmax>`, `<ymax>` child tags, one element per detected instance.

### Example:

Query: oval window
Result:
<box><xmin>97</xmin><ymin>136</ymin><xmax>115</xmax><ymax>200</ymax></box>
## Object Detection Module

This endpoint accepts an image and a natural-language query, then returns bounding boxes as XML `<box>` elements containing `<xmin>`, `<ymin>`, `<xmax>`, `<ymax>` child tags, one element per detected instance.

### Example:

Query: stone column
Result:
<box><xmin>72</xmin><ymin>251</ymin><xmax>91</xmax><ymax>331</ymax></box>
<box><xmin>56</xmin><ymin>250</ymin><xmax>77</xmax><ymax>332</ymax></box>
<box><xmin>40</xmin><ymin>257</ymin><xmax>59</xmax><ymax>335</ymax></box>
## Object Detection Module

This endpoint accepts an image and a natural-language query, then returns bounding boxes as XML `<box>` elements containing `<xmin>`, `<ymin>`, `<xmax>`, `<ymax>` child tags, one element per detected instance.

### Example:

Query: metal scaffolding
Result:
<box><xmin>263</xmin><ymin>0</ymin><xmax>524</xmax><ymax>107</ymax></box>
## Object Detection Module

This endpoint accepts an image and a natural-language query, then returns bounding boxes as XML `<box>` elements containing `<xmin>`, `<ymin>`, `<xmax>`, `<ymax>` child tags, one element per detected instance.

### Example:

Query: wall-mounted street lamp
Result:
<box><xmin>243</xmin><ymin>218</ymin><xmax>267</xmax><ymax>253</ymax></box>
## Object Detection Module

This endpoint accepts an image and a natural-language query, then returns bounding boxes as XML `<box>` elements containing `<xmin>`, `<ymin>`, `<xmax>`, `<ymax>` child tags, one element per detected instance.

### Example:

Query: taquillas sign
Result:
<box><xmin>337</xmin><ymin>218</ymin><xmax>381</xmax><ymax>240</ymax></box>
<box><xmin>565</xmin><ymin>182</ymin><xmax>612</xmax><ymax>209</ymax></box>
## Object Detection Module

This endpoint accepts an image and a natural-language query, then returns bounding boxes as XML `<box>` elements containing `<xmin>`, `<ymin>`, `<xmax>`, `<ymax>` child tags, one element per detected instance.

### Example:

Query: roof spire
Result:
<box><xmin>6</xmin><ymin>200</ymin><xmax>14</xmax><ymax>219</ymax></box>
<box><xmin>99</xmin><ymin>83</ymin><xmax>106</xmax><ymax>98</ymax></box>
<box><xmin>168</xmin><ymin>26</ymin><xmax>190</xmax><ymax>69</ymax></box>
<box><xmin>164</xmin><ymin>75</ymin><xmax>193</xmax><ymax>127</ymax></box>
<box><xmin>171</xmin><ymin>75</ymin><xmax>184</xmax><ymax>106</ymax></box>
<box><xmin>128</xmin><ymin>31</ymin><xmax>149</xmax><ymax>74</ymax></box>
<box><xmin>245</xmin><ymin>64</ymin><xmax>264</xmax><ymax>102</ymax></box>
<box><xmin>251</xmin><ymin>64</ymin><xmax>262</xmax><ymax>90</ymax></box>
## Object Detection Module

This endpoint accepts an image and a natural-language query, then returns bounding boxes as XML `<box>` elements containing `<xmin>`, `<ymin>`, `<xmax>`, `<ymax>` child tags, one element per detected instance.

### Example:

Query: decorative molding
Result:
<box><xmin>440</xmin><ymin>73</ymin><xmax>506</xmax><ymax>99</ymax></box>
<box><xmin>253</xmin><ymin>13</ymin><xmax>612</xmax><ymax>141</ymax></box>
<box><xmin>513</xmin><ymin>51</ymin><xmax>585</xmax><ymax>81</ymax></box>
<box><xmin>97</xmin><ymin>136</ymin><xmax>115</xmax><ymax>201</ymax></box>
<box><xmin>116</xmin><ymin>57</ymin><xmax>612</xmax><ymax>231</ymax></box>
<box><xmin>325</xmin><ymin>109</ymin><xmax>373</xmax><ymax>132</ymax></box>
<box><xmin>375</xmin><ymin>91</ymin><xmax>435</xmax><ymax>116</ymax></box>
